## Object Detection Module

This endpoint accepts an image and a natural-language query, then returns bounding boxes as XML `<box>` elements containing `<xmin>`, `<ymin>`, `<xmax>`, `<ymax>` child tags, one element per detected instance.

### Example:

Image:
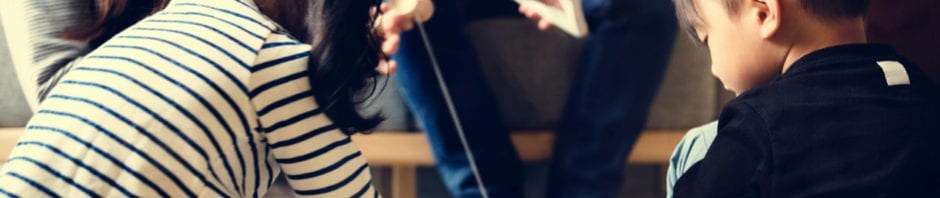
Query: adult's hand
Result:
<box><xmin>518</xmin><ymin>0</ymin><xmax>561</xmax><ymax>31</ymax></box>
<box><xmin>373</xmin><ymin>3</ymin><xmax>416</xmax><ymax>75</ymax></box>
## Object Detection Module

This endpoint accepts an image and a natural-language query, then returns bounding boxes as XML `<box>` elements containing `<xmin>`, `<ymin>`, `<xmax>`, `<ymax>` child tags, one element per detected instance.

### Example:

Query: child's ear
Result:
<box><xmin>754</xmin><ymin>0</ymin><xmax>781</xmax><ymax>39</ymax></box>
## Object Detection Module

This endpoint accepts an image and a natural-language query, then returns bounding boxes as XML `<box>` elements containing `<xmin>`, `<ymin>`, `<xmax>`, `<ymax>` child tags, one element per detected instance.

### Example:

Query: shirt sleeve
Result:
<box><xmin>672</xmin><ymin>101</ymin><xmax>773</xmax><ymax>198</ymax></box>
<box><xmin>249</xmin><ymin>33</ymin><xmax>378</xmax><ymax>197</ymax></box>
<box><xmin>666</xmin><ymin>120</ymin><xmax>719</xmax><ymax>198</ymax></box>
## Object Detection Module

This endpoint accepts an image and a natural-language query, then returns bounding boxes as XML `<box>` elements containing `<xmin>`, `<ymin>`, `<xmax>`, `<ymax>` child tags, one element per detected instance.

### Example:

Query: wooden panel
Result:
<box><xmin>391</xmin><ymin>166</ymin><xmax>417</xmax><ymax>198</ymax></box>
<box><xmin>1</xmin><ymin>128</ymin><xmax>686</xmax><ymax>166</ymax></box>
<box><xmin>0</xmin><ymin>128</ymin><xmax>24</xmax><ymax>162</ymax></box>
<box><xmin>352</xmin><ymin>130</ymin><xmax>686</xmax><ymax>166</ymax></box>
<box><xmin>628</xmin><ymin>131</ymin><xmax>687</xmax><ymax>164</ymax></box>
<box><xmin>351</xmin><ymin>132</ymin><xmax>437</xmax><ymax>165</ymax></box>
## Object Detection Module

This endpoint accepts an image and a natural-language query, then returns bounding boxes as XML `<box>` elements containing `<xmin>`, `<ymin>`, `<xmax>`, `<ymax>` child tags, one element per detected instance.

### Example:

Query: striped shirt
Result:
<box><xmin>0</xmin><ymin>0</ymin><xmax>378</xmax><ymax>197</ymax></box>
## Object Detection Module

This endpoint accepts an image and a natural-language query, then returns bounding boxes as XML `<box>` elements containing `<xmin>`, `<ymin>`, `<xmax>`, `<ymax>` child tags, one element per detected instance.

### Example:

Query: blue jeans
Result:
<box><xmin>548</xmin><ymin>0</ymin><xmax>677</xmax><ymax>197</ymax></box>
<box><xmin>393</xmin><ymin>0</ymin><xmax>677</xmax><ymax>197</ymax></box>
<box><xmin>393</xmin><ymin>0</ymin><xmax>525</xmax><ymax>197</ymax></box>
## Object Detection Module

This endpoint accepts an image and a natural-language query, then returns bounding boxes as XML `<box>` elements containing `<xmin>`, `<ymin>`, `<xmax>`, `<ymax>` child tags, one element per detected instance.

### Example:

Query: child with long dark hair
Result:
<box><xmin>0</xmin><ymin>0</ymin><xmax>408</xmax><ymax>196</ymax></box>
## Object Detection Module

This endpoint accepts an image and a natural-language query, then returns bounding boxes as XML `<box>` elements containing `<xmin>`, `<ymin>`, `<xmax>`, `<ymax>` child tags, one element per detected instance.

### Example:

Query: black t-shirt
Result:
<box><xmin>674</xmin><ymin>44</ymin><xmax>940</xmax><ymax>197</ymax></box>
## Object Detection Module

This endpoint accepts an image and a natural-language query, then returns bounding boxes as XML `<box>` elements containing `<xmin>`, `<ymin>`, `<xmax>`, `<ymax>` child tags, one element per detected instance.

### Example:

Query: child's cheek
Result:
<box><xmin>711</xmin><ymin>53</ymin><xmax>765</xmax><ymax>94</ymax></box>
<box><xmin>708</xmin><ymin>57</ymin><xmax>740</xmax><ymax>93</ymax></box>
<box><xmin>706</xmin><ymin>45</ymin><xmax>733</xmax><ymax>88</ymax></box>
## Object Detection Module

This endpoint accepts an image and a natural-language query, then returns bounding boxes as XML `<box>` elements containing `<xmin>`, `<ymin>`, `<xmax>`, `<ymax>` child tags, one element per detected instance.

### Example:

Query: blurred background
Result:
<box><xmin>0</xmin><ymin>12</ymin><xmax>728</xmax><ymax>198</ymax></box>
<box><xmin>1</xmin><ymin>0</ymin><xmax>937</xmax><ymax>197</ymax></box>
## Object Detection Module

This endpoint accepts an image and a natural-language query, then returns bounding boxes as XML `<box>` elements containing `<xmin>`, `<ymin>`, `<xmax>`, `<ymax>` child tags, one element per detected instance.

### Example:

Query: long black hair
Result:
<box><xmin>258</xmin><ymin>0</ymin><xmax>386</xmax><ymax>135</ymax></box>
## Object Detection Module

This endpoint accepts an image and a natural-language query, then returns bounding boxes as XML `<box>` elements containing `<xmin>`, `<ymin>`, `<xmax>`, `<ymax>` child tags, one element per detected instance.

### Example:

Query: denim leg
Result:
<box><xmin>547</xmin><ymin>0</ymin><xmax>678</xmax><ymax>197</ymax></box>
<box><xmin>392</xmin><ymin>0</ymin><xmax>524</xmax><ymax>197</ymax></box>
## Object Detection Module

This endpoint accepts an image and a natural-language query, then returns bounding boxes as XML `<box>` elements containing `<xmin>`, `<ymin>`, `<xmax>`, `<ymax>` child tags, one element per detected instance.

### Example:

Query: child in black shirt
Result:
<box><xmin>666</xmin><ymin>0</ymin><xmax>940</xmax><ymax>197</ymax></box>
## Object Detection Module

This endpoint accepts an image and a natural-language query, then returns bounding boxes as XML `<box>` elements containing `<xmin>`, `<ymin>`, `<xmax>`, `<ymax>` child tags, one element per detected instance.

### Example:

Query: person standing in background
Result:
<box><xmin>390</xmin><ymin>0</ymin><xmax>528</xmax><ymax>196</ymax></box>
<box><xmin>520</xmin><ymin>0</ymin><xmax>677</xmax><ymax>196</ymax></box>
<box><xmin>390</xmin><ymin>0</ymin><xmax>678</xmax><ymax>196</ymax></box>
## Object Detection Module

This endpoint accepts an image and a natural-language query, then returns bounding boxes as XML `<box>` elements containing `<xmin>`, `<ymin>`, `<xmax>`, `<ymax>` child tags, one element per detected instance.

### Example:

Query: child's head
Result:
<box><xmin>673</xmin><ymin>0</ymin><xmax>869</xmax><ymax>94</ymax></box>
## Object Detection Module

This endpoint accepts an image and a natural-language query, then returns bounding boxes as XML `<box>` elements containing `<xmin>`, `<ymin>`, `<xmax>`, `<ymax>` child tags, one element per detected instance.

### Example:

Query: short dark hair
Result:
<box><xmin>672</xmin><ymin>0</ymin><xmax>871</xmax><ymax>45</ymax></box>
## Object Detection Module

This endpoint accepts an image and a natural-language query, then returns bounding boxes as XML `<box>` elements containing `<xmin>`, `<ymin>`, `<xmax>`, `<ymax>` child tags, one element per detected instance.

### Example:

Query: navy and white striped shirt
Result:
<box><xmin>0</xmin><ymin>0</ymin><xmax>378</xmax><ymax>197</ymax></box>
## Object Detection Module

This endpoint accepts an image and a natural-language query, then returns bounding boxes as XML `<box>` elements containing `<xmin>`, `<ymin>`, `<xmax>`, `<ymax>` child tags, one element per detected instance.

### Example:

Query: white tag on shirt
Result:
<box><xmin>877</xmin><ymin>60</ymin><xmax>910</xmax><ymax>86</ymax></box>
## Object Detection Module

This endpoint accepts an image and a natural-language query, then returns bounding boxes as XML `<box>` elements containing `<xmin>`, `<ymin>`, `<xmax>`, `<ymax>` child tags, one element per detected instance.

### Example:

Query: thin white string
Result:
<box><xmin>415</xmin><ymin>21</ymin><xmax>490</xmax><ymax>198</ymax></box>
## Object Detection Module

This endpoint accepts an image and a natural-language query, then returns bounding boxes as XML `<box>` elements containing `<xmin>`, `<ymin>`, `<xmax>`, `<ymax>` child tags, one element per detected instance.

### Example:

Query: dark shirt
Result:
<box><xmin>674</xmin><ymin>44</ymin><xmax>940</xmax><ymax>197</ymax></box>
